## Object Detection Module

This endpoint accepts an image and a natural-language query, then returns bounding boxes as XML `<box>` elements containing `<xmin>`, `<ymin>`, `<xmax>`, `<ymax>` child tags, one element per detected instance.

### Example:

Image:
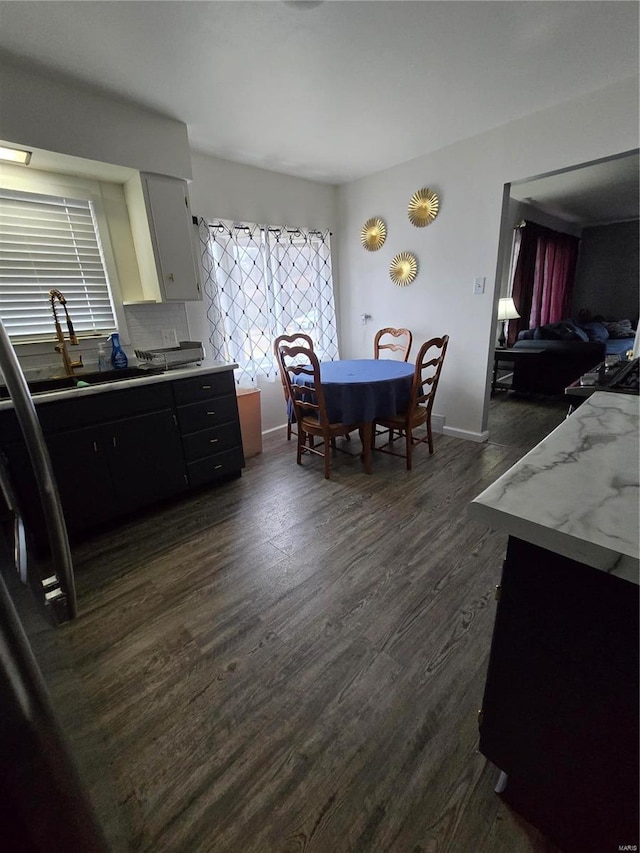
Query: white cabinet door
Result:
<box><xmin>143</xmin><ymin>173</ymin><xmax>202</xmax><ymax>302</ymax></box>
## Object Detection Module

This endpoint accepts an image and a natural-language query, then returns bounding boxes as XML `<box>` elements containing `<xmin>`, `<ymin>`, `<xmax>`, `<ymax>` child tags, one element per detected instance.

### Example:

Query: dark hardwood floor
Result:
<box><xmin>25</xmin><ymin>394</ymin><xmax>568</xmax><ymax>852</ymax></box>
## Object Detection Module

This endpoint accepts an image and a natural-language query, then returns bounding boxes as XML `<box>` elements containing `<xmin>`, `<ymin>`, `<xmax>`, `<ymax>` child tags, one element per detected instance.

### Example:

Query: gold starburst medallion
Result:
<box><xmin>389</xmin><ymin>252</ymin><xmax>418</xmax><ymax>286</ymax></box>
<box><xmin>360</xmin><ymin>217</ymin><xmax>387</xmax><ymax>251</ymax></box>
<box><xmin>408</xmin><ymin>188</ymin><xmax>440</xmax><ymax>227</ymax></box>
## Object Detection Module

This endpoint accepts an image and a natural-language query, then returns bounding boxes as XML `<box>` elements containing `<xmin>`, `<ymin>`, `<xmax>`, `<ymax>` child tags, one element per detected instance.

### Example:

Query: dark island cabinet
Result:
<box><xmin>171</xmin><ymin>369</ymin><xmax>244</xmax><ymax>487</ymax></box>
<box><xmin>478</xmin><ymin>536</ymin><xmax>639</xmax><ymax>853</ymax></box>
<box><xmin>0</xmin><ymin>368</ymin><xmax>243</xmax><ymax>544</ymax></box>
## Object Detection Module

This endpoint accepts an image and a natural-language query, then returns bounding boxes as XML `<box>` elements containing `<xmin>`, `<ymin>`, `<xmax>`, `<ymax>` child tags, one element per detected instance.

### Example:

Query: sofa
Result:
<box><xmin>511</xmin><ymin>339</ymin><xmax>606</xmax><ymax>395</ymax></box>
<box><xmin>511</xmin><ymin>317</ymin><xmax>636</xmax><ymax>395</ymax></box>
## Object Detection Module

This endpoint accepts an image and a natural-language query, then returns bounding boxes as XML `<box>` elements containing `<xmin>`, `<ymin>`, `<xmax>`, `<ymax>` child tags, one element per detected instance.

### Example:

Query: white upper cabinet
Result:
<box><xmin>124</xmin><ymin>172</ymin><xmax>202</xmax><ymax>303</ymax></box>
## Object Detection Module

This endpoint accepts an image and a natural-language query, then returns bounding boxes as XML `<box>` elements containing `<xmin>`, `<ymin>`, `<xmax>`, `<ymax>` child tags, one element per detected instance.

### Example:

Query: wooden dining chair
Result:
<box><xmin>374</xmin><ymin>327</ymin><xmax>413</xmax><ymax>362</ymax></box>
<box><xmin>277</xmin><ymin>344</ymin><xmax>358</xmax><ymax>479</ymax></box>
<box><xmin>374</xmin><ymin>335</ymin><xmax>449</xmax><ymax>470</ymax></box>
<box><xmin>273</xmin><ymin>333</ymin><xmax>314</xmax><ymax>440</ymax></box>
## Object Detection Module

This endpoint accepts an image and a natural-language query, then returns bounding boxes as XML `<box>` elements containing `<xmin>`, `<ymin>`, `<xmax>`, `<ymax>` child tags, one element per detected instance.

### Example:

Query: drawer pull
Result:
<box><xmin>209</xmin><ymin>438</ymin><xmax>218</xmax><ymax>444</ymax></box>
<box><xmin>214</xmin><ymin>464</ymin><xmax>223</xmax><ymax>470</ymax></box>
<box><xmin>206</xmin><ymin>411</ymin><xmax>216</xmax><ymax>416</ymax></box>
<box><xmin>202</xmin><ymin>385</ymin><xmax>211</xmax><ymax>390</ymax></box>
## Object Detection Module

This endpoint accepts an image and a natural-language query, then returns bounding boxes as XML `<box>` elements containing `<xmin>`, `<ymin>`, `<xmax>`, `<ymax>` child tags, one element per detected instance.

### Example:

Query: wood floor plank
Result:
<box><xmin>20</xmin><ymin>394</ymin><xmax>568</xmax><ymax>851</ymax></box>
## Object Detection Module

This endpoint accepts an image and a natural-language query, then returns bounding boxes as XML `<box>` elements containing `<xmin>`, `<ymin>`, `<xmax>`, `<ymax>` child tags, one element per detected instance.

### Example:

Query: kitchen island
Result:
<box><xmin>469</xmin><ymin>392</ymin><xmax>639</xmax><ymax>853</ymax></box>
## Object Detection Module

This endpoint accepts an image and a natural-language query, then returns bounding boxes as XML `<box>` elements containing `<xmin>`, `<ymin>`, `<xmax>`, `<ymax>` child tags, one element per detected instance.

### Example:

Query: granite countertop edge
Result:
<box><xmin>469</xmin><ymin>392</ymin><xmax>640</xmax><ymax>586</ymax></box>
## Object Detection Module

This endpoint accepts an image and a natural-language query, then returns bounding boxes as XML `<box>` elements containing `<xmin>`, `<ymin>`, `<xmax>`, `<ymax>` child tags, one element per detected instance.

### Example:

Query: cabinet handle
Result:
<box><xmin>168</xmin><ymin>273</ymin><xmax>175</xmax><ymax>282</ymax></box>
<box><xmin>214</xmin><ymin>464</ymin><xmax>223</xmax><ymax>470</ymax></box>
<box><xmin>202</xmin><ymin>385</ymin><xmax>211</xmax><ymax>390</ymax></box>
<box><xmin>209</xmin><ymin>438</ymin><xmax>218</xmax><ymax>444</ymax></box>
<box><xmin>172</xmin><ymin>414</ymin><xmax>177</xmax><ymax>426</ymax></box>
<box><xmin>112</xmin><ymin>436</ymin><xmax>117</xmax><ymax>448</ymax></box>
<box><xmin>93</xmin><ymin>441</ymin><xmax>98</xmax><ymax>453</ymax></box>
<box><xmin>206</xmin><ymin>411</ymin><xmax>216</xmax><ymax>416</ymax></box>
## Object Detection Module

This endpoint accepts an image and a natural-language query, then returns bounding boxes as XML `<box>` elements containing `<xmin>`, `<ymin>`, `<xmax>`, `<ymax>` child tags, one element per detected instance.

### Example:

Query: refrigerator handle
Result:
<box><xmin>0</xmin><ymin>320</ymin><xmax>77</xmax><ymax>619</ymax></box>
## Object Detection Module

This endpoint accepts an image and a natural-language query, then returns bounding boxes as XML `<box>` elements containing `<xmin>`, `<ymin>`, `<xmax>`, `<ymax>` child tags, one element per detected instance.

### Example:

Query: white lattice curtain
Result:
<box><xmin>198</xmin><ymin>218</ymin><xmax>339</xmax><ymax>386</ymax></box>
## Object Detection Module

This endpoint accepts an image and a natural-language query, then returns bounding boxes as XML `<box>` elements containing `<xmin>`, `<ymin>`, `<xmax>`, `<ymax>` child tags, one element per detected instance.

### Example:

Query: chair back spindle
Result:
<box><xmin>374</xmin><ymin>327</ymin><xmax>413</xmax><ymax>362</ymax></box>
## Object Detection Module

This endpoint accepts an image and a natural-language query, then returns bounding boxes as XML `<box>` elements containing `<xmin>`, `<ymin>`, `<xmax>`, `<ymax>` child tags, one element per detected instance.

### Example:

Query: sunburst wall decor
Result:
<box><xmin>360</xmin><ymin>217</ymin><xmax>387</xmax><ymax>251</ymax></box>
<box><xmin>389</xmin><ymin>252</ymin><xmax>418</xmax><ymax>286</ymax></box>
<box><xmin>408</xmin><ymin>187</ymin><xmax>440</xmax><ymax>227</ymax></box>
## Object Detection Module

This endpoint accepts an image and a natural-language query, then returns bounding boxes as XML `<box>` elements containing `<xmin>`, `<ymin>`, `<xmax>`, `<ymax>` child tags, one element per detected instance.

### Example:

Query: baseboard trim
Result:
<box><xmin>430</xmin><ymin>414</ymin><xmax>445</xmax><ymax>433</ymax></box>
<box><xmin>263</xmin><ymin>423</ymin><xmax>287</xmax><ymax>437</ymax></box>
<box><xmin>443</xmin><ymin>426</ymin><xmax>489</xmax><ymax>443</ymax></box>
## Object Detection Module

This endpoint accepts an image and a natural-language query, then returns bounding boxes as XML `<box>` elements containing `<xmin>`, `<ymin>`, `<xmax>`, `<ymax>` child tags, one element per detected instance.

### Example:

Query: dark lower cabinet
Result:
<box><xmin>0</xmin><ymin>369</ymin><xmax>243</xmax><ymax>544</ymax></box>
<box><xmin>479</xmin><ymin>536</ymin><xmax>639</xmax><ymax>853</ymax></box>
<box><xmin>105</xmin><ymin>409</ymin><xmax>186</xmax><ymax>514</ymax></box>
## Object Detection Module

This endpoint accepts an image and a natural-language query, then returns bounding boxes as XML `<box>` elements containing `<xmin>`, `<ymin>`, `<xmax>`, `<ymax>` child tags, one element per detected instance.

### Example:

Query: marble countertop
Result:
<box><xmin>469</xmin><ymin>392</ymin><xmax>639</xmax><ymax>584</ymax></box>
<box><xmin>0</xmin><ymin>360</ymin><xmax>238</xmax><ymax>411</ymax></box>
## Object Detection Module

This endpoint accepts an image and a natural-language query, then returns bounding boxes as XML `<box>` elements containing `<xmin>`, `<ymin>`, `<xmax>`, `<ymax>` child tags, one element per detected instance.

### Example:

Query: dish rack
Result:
<box><xmin>134</xmin><ymin>341</ymin><xmax>204</xmax><ymax>370</ymax></box>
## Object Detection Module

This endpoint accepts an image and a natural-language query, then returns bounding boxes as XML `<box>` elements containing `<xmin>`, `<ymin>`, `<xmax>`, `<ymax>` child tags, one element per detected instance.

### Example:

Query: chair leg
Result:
<box><xmin>427</xmin><ymin>416</ymin><xmax>434</xmax><ymax>454</ymax></box>
<box><xmin>331</xmin><ymin>436</ymin><xmax>337</xmax><ymax>454</ymax></box>
<box><xmin>406</xmin><ymin>427</ymin><xmax>413</xmax><ymax>471</ymax></box>
<box><xmin>287</xmin><ymin>418</ymin><xmax>292</xmax><ymax>441</ymax></box>
<box><xmin>297</xmin><ymin>429</ymin><xmax>304</xmax><ymax>466</ymax></box>
<box><xmin>324</xmin><ymin>437</ymin><xmax>331</xmax><ymax>479</ymax></box>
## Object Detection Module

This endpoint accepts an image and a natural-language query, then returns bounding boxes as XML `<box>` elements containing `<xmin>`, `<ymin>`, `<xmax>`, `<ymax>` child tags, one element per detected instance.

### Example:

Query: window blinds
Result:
<box><xmin>0</xmin><ymin>187</ymin><xmax>117</xmax><ymax>340</ymax></box>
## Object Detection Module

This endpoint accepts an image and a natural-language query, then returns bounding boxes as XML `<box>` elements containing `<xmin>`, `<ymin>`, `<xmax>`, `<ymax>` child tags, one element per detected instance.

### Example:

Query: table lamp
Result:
<box><xmin>497</xmin><ymin>297</ymin><xmax>520</xmax><ymax>348</ymax></box>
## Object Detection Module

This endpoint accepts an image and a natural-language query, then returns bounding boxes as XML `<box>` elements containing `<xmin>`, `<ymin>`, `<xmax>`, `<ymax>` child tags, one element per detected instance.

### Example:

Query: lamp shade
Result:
<box><xmin>497</xmin><ymin>297</ymin><xmax>520</xmax><ymax>321</ymax></box>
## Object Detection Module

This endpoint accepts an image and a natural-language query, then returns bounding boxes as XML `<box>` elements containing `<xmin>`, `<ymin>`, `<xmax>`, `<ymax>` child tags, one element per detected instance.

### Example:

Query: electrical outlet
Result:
<box><xmin>473</xmin><ymin>276</ymin><xmax>486</xmax><ymax>295</ymax></box>
<box><xmin>161</xmin><ymin>329</ymin><xmax>178</xmax><ymax>348</ymax></box>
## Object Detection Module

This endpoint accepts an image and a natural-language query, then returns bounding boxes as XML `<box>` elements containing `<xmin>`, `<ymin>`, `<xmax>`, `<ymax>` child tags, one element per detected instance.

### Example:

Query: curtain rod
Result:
<box><xmin>205</xmin><ymin>221</ymin><xmax>332</xmax><ymax>237</ymax></box>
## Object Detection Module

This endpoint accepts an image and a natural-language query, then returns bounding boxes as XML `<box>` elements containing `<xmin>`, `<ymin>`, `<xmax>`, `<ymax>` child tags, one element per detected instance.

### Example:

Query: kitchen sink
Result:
<box><xmin>0</xmin><ymin>367</ymin><xmax>163</xmax><ymax>399</ymax></box>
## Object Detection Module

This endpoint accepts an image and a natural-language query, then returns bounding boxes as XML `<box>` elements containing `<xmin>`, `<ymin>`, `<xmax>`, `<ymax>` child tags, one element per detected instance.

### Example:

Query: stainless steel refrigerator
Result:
<box><xmin>0</xmin><ymin>318</ymin><xmax>108</xmax><ymax>850</ymax></box>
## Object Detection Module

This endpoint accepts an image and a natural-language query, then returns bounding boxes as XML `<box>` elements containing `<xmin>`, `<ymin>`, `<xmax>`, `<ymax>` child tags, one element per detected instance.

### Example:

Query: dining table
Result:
<box><xmin>292</xmin><ymin>358</ymin><xmax>415</xmax><ymax>473</ymax></box>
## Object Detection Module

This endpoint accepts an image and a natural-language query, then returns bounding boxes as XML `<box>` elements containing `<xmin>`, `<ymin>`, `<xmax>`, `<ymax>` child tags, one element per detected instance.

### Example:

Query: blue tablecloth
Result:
<box><xmin>292</xmin><ymin>359</ymin><xmax>414</xmax><ymax>424</ymax></box>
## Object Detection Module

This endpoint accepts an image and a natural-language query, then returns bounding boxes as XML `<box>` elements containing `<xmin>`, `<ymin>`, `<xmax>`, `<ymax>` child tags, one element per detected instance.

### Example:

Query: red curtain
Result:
<box><xmin>508</xmin><ymin>222</ymin><xmax>580</xmax><ymax>346</ymax></box>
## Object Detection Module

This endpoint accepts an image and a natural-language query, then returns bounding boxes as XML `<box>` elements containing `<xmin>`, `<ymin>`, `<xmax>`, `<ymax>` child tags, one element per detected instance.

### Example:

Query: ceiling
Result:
<box><xmin>511</xmin><ymin>152</ymin><xmax>640</xmax><ymax>227</ymax></box>
<box><xmin>0</xmin><ymin>1</ymin><xmax>637</xmax><ymax>185</ymax></box>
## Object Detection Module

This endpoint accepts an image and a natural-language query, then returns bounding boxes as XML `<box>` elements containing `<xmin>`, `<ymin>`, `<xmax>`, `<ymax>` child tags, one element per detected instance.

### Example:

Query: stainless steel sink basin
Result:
<box><xmin>0</xmin><ymin>367</ymin><xmax>163</xmax><ymax>400</ymax></box>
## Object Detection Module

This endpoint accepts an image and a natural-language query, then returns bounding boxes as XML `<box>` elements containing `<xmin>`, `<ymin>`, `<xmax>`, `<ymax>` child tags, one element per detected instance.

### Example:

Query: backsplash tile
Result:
<box><xmin>123</xmin><ymin>303</ymin><xmax>190</xmax><ymax>351</ymax></box>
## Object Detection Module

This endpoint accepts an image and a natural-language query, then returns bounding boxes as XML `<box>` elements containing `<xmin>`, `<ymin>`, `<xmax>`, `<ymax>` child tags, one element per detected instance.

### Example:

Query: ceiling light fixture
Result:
<box><xmin>0</xmin><ymin>145</ymin><xmax>32</xmax><ymax>165</ymax></box>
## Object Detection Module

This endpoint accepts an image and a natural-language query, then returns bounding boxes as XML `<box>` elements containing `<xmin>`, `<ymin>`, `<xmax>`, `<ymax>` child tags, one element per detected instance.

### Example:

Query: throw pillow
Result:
<box><xmin>563</xmin><ymin>320</ymin><xmax>589</xmax><ymax>342</ymax></box>
<box><xmin>534</xmin><ymin>322</ymin><xmax>583</xmax><ymax>341</ymax></box>
<box><xmin>603</xmin><ymin>319</ymin><xmax>634</xmax><ymax>338</ymax></box>
<box><xmin>578</xmin><ymin>321</ymin><xmax>610</xmax><ymax>343</ymax></box>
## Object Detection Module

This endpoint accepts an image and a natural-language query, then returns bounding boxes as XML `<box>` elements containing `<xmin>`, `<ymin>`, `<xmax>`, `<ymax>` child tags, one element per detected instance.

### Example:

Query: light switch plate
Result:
<box><xmin>473</xmin><ymin>276</ymin><xmax>486</xmax><ymax>295</ymax></box>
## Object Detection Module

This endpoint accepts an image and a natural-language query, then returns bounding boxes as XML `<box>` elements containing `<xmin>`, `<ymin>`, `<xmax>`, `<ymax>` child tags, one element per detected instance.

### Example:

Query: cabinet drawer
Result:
<box><xmin>186</xmin><ymin>447</ymin><xmax>244</xmax><ymax>487</ymax></box>
<box><xmin>176</xmin><ymin>394</ymin><xmax>239</xmax><ymax>434</ymax></box>
<box><xmin>181</xmin><ymin>422</ymin><xmax>241</xmax><ymax>462</ymax></box>
<box><xmin>172</xmin><ymin>370</ymin><xmax>235</xmax><ymax>405</ymax></box>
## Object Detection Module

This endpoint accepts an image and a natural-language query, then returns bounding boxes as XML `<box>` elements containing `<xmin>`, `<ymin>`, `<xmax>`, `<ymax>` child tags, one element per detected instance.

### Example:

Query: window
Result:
<box><xmin>0</xmin><ymin>187</ymin><xmax>117</xmax><ymax>341</ymax></box>
<box><xmin>199</xmin><ymin>219</ymin><xmax>339</xmax><ymax>386</ymax></box>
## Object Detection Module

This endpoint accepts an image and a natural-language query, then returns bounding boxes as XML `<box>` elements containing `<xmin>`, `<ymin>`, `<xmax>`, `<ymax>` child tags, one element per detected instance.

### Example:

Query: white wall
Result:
<box><xmin>0</xmin><ymin>58</ymin><xmax>191</xmax><ymax>180</ymax></box>
<box><xmin>337</xmin><ymin>76</ymin><xmax>639</xmax><ymax>439</ymax></box>
<box><xmin>186</xmin><ymin>151</ymin><xmax>339</xmax><ymax>432</ymax></box>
